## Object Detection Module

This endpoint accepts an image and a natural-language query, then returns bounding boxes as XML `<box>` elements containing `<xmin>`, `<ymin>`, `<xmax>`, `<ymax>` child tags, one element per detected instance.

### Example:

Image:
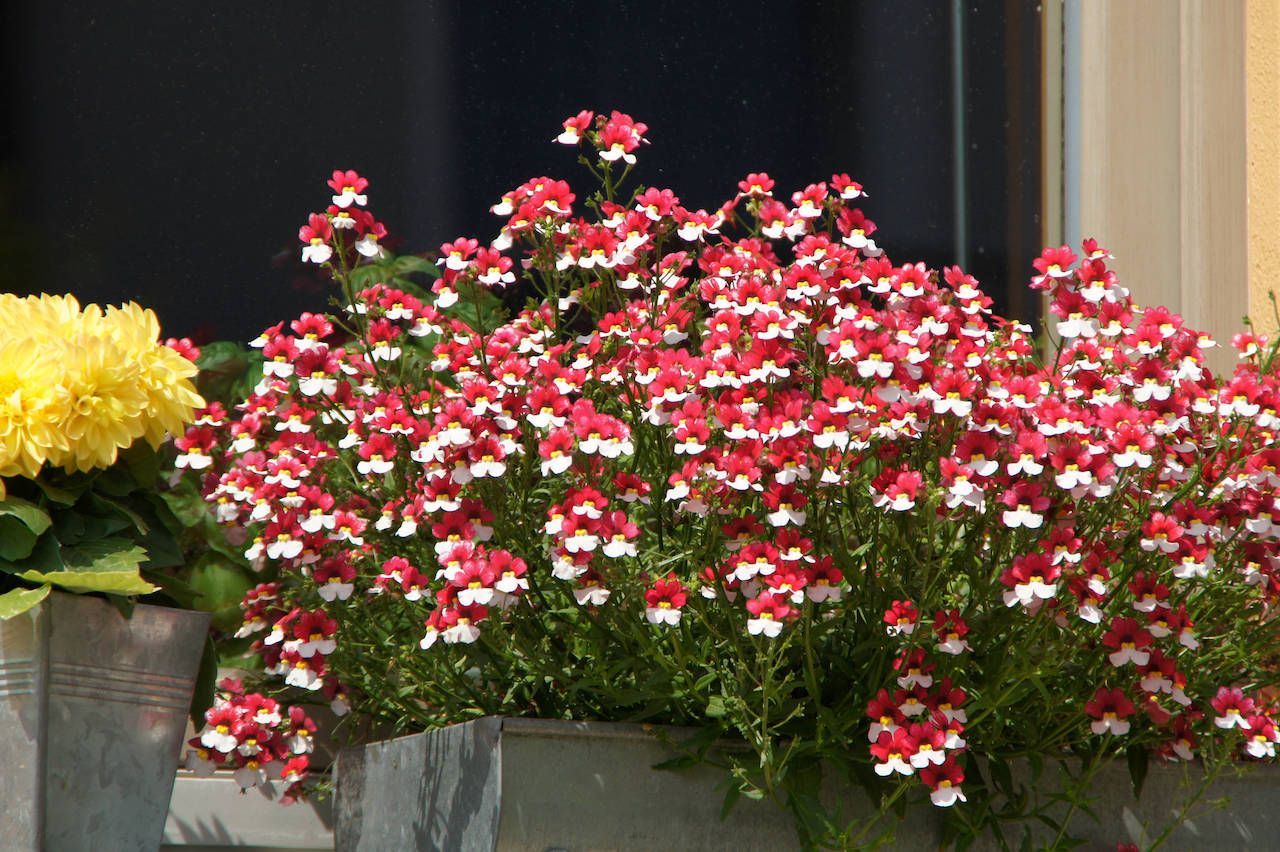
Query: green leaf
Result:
<box><xmin>0</xmin><ymin>495</ymin><xmax>52</xmax><ymax>536</ymax></box>
<box><xmin>719</xmin><ymin>782</ymin><xmax>742</xmax><ymax>821</ymax></box>
<box><xmin>53</xmin><ymin>505</ymin><xmax>130</xmax><ymax>546</ymax></box>
<box><xmin>990</xmin><ymin>756</ymin><xmax>1014</xmax><ymax>795</ymax></box>
<box><xmin>0</xmin><ymin>516</ymin><xmax>38</xmax><ymax>561</ymax></box>
<box><xmin>348</xmin><ymin>255</ymin><xmax>441</xmax><ymax>302</ymax></box>
<box><xmin>158</xmin><ymin>483</ymin><xmax>246</xmax><ymax>565</ymax></box>
<box><xmin>149</xmin><ymin>489</ymin><xmax>186</xmax><ymax>537</ymax></box>
<box><xmin>202</xmin><ymin>527</ymin><xmax>249</xmax><ymax>565</ymax></box>
<box><xmin>29</xmin><ymin>477</ymin><xmax>81</xmax><ymax>505</ymax></box>
<box><xmin>189</xmin><ymin>635</ymin><xmax>219</xmax><ymax>729</ymax></box>
<box><xmin>107</xmin><ymin>594</ymin><xmax>136</xmax><ymax>619</ymax></box>
<box><xmin>196</xmin><ymin>340</ymin><xmax>260</xmax><ymax>406</ymax></box>
<box><xmin>51</xmin><ymin>509</ymin><xmax>83</xmax><ymax>543</ymax></box>
<box><xmin>390</xmin><ymin>254</ymin><xmax>441</xmax><ymax>278</ymax></box>
<box><xmin>120</xmin><ymin>441</ymin><xmax>161</xmax><ymax>489</ymax></box>
<box><xmin>142</xmin><ymin>569</ymin><xmax>201</xmax><ymax>610</ymax></box>
<box><xmin>1033</xmin><ymin>814</ymin><xmax>1062</xmax><ymax>832</ymax></box>
<box><xmin>87</xmin><ymin>492</ymin><xmax>150</xmax><ymax>536</ymax></box>
<box><xmin>705</xmin><ymin>695</ymin><xmax>728</xmax><ymax>718</ymax></box>
<box><xmin>62</xmin><ymin>538</ymin><xmax>148</xmax><ymax>572</ymax></box>
<box><xmin>0</xmin><ymin>532</ymin><xmax>65</xmax><ymax>575</ymax></box>
<box><xmin>131</xmin><ymin>495</ymin><xmax>184</xmax><ymax>569</ymax></box>
<box><xmin>185</xmin><ymin>554</ymin><xmax>255</xmax><ymax>630</ymax></box>
<box><xmin>197</xmin><ymin>339</ymin><xmax>252</xmax><ymax>373</ymax></box>
<box><xmin>17</xmin><ymin>570</ymin><xmax>158</xmax><ymax>597</ymax></box>
<box><xmin>441</xmin><ymin>282</ymin><xmax>506</xmax><ymax>333</ymax></box>
<box><xmin>1028</xmin><ymin>751</ymin><xmax>1044</xmax><ymax>784</ymax></box>
<box><xmin>0</xmin><ymin>584</ymin><xmax>50</xmax><ymax>619</ymax></box>
<box><xmin>676</xmin><ymin>723</ymin><xmax>723</xmax><ymax>757</ymax></box>
<box><xmin>159</xmin><ymin>479</ymin><xmax>211</xmax><ymax>528</ymax></box>
<box><xmin>1126</xmin><ymin>744</ymin><xmax>1149</xmax><ymax>799</ymax></box>
<box><xmin>18</xmin><ymin>538</ymin><xmax>157</xmax><ymax>596</ymax></box>
<box><xmin>92</xmin><ymin>463</ymin><xmax>138</xmax><ymax>497</ymax></box>
<box><xmin>1027</xmin><ymin>674</ymin><xmax>1054</xmax><ymax>705</ymax></box>
<box><xmin>651</xmin><ymin>754</ymin><xmax>700</xmax><ymax>771</ymax></box>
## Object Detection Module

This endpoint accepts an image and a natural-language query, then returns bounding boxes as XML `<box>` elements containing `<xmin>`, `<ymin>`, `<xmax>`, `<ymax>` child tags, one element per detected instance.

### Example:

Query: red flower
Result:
<box><xmin>1102</xmin><ymin>616</ymin><xmax>1152</xmax><ymax>667</ymax></box>
<box><xmin>933</xmin><ymin>609</ymin><xmax>971</xmax><ymax>655</ymax></box>
<box><xmin>870</xmin><ymin>727</ymin><xmax>916</xmax><ymax>776</ymax></box>
<box><xmin>1085</xmin><ymin>687</ymin><xmax>1136</xmax><ymax>735</ymax></box>
<box><xmin>1212</xmin><ymin>687</ymin><xmax>1256</xmax><ymax>730</ymax></box>
<box><xmin>644</xmin><ymin>574</ymin><xmax>688</xmax><ymax>626</ymax></box>
<box><xmin>745</xmin><ymin>592</ymin><xmax>792</xmax><ymax>638</ymax></box>
<box><xmin>298</xmin><ymin>213</ymin><xmax>334</xmax><ymax>264</ymax></box>
<box><xmin>920</xmin><ymin>757</ymin><xmax>966</xmax><ymax>807</ymax></box>
<box><xmin>883</xmin><ymin>600</ymin><xmax>919</xmax><ymax>636</ymax></box>
<box><xmin>328</xmin><ymin>169</ymin><xmax>369</xmax><ymax>208</ymax></box>
<box><xmin>737</xmin><ymin>172</ymin><xmax>775</xmax><ymax>198</ymax></box>
<box><xmin>555</xmin><ymin>110</ymin><xmax>594</xmax><ymax>145</ymax></box>
<box><xmin>597</xmin><ymin>111</ymin><xmax>648</xmax><ymax>164</ymax></box>
<box><xmin>1031</xmin><ymin>245</ymin><xmax>1077</xmax><ymax>289</ymax></box>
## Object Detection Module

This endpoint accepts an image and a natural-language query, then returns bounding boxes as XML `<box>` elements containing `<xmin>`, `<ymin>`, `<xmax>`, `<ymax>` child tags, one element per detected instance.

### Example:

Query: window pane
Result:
<box><xmin>2</xmin><ymin>1</ymin><xmax>1042</xmax><ymax>340</ymax></box>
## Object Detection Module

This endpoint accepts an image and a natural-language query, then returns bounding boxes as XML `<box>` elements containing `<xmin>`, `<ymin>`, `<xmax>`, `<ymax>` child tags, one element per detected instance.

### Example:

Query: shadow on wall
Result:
<box><xmin>163</xmin><ymin>773</ymin><xmax>334</xmax><ymax>851</ymax></box>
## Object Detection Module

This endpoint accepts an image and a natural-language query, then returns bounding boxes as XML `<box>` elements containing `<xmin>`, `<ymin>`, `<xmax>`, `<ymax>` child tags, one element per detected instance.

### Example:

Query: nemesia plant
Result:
<box><xmin>0</xmin><ymin>294</ymin><xmax>206</xmax><ymax>618</ymax></box>
<box><xmin>186</xmin><ymin>676</ymin><xmax>317</xmax><ymax>802</ymax></box>
<box><xmin>188</xmin><ymin>112</ymin><xmax>1280</xmax><ymax>845</ymax></box>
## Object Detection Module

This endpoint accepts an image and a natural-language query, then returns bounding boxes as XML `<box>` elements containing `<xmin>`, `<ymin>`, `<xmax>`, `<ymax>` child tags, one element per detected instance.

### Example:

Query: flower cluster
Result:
<box><xmin>0</xmin><ymin>293</ymin><xmax>204</xmax><ymax>489</ymax></box>
<box><xmin>184</xmin><ymin>113</ymin><xmax>1280</xmax><ymax>835</ymax></box>
<box><xmin>187</xmin><ymin>678</ymin><xmax>316</xmax><ymax>800</ymax></box>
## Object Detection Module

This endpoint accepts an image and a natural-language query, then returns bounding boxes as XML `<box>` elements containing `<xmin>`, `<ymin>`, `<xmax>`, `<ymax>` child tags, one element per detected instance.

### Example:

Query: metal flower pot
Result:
<box><xmin>0</xmin><ymin>591</ymin><xmax>209</xmax><ymax>851</ymax></box>
<box><xmin>335</xmin><ymin>716</ymin><xmax>1280</xmax><ymax>851</ymax></box>
<box><xmin>334</xmin><ymin>716</ymin><xmax>938</xmax><ymax>851</ymax></box>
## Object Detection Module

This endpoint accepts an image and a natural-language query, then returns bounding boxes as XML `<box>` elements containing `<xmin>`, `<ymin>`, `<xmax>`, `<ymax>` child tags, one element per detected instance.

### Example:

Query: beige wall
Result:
<box><xmin>1249</xmin><ymin>0</ymin><xmax>1280</xmax><ymax>335</ymax></box>
<box><xmin>1075</xmin><ymin>1</ymin><xmax>1248</xmax><ymax>369</ymax></box>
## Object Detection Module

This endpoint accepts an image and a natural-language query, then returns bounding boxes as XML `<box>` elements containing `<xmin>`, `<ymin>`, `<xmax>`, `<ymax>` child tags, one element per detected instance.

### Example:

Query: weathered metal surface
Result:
<box><xmin>336</xmin><ymin>716</ymin><xmax>1280</xmax><ymax>851</ymax></box>
<box><xmin>0</xmin><ymin>592</ymin><xmax>209</xmax><ymax>852</ymax></box>
<box><xmin>968</xmin><ymin>758</ymin><xmax>1280</xmax><ymax>851</ymax></box>
<box><xmin>337</xmin><ymin>717</ymin><xmax>504</xmax><ymax>851</ymax></box>
<box><xmin>0</xmin><ymin>600</ymin><xmax>49</xmax><ymax>850</ymax></box>
<box><xmin>334</xmin><ymin>717</ymin><xmax>930</xmax><ymax>852</ymax></box>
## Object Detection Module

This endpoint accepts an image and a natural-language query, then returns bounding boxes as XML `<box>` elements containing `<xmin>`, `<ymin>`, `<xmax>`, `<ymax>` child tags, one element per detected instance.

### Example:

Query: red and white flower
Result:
<box><xmin>746</xmin><ymin>592</ymin><xmax>792</xmax><ymax>638</ymax></box>
<box><xmin>329</xmin><ymin>169</ymin><xmax>369</xmax><ymax>208</ymax></box>
<box><xmin>1085</xmin><ymin>687</ymin><xmax>1136</xmax><ymax>735</ymax></box>
<box><xmin>644</xmin><ymin>574</ymin><xmax>687</xmax><ymax>625</ymax></box>
<box><xmin>921</xmin><ymin>758</ymin><xmax>966</xmax><ymax>807</ymax></box>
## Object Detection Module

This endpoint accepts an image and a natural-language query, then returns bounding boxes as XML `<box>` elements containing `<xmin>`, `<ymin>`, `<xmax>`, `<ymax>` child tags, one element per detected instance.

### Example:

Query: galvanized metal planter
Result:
<box><xmin>0</xmin><ymin>591</ymin><xmax>210</xmax><ymax>852</ymax></box>
<box><xmin>336</xmin><ymin>716</ymin><xmax>1280</xmax><ymax>851</ymax></box>
<box><xmin>334</xmin><ymin>716</ymin><xmax>933</xmax><ymax>851</ymax></box>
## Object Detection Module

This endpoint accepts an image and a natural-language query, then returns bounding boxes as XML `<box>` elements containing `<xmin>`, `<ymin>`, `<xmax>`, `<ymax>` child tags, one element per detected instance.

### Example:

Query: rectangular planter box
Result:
<box><xmin>334</xmin><ymin>716</ymin><xmax>933</xmax><ymax>851</ymax></box>
<box><xmin>336</xmin><ymin>716</ymin><xmax>1280</xmax><ymax>851</ymax></box>
<box><xmin>0</xmin><ymin>592</ymin><xmax>209</xmax><ymax>851</ymax></box>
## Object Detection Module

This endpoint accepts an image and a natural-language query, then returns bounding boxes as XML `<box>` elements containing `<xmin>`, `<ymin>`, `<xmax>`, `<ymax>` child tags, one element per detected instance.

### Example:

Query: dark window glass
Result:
<box><xmin>2</xmin><ymin>1</ymin><xmax>1041</xmax><ymax>341</ymax></box>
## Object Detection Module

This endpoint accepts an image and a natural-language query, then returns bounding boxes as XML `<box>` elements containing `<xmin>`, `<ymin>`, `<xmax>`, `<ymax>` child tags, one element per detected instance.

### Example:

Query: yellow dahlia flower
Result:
<box><xmin>0</xmin><ymin>338</ymin><xmax>71</xmax><ymax>478</ymax></box>
<box><xmin>0</xmin><ymin>293</ymin><xmax>205</xmax><ymax>478</ymax></box>
<box><xmin>104</xmin><ymin>303</ymin><xmax>204</xmax><ymax>446</ymax></box>
<box><xmin>56</xmin><ymin>334</ymin><xmax>149</xmax><ymax>471</ymax></box>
